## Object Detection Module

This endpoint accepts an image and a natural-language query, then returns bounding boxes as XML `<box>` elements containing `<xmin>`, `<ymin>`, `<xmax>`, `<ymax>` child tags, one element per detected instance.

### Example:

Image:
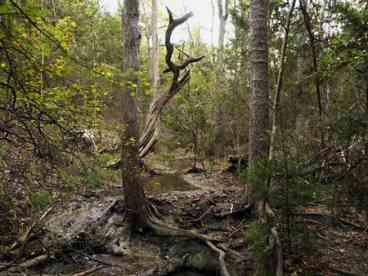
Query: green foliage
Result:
<box><xmin>333</xmin><ymin>111</ymin><xmax>368</xmax><ymax>143</ymax></box>
<box><xmin>0</xmin><ymin>192</ymin><xmax>17</xmax><ymax>247</ymax></box>
<box><xmin>162</xmin><ymin>63</ymin><xmax>216</xmax><ymax>158</ymax></box>
<box><xmin>248</xmin><ymin>220</ymin><xmax>269</xmax><ymax>261</ymax></box>
<box><xmin>30</xmin><ymin>191</ymin><xmax>51</xmax><ymax>209</ymax></box>
<box><xmin>81</xmin><ymin>168</ymin><xmax>101</xmax><ymax>188</ymax></box>
<box><xmin>0</xmin><ymin>143</ymin><xmax>8</xmax><ymax>161</ymax></box>
<box><xmin>247</xmin><ymin>159</ymin><xmax>271</xmax><ymax>201</ymax></box>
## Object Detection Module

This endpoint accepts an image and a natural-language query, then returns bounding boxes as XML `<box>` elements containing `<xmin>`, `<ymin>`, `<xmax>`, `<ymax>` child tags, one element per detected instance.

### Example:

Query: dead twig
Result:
<box><xmin>72</xmin><ymin>266</ymin><xmax>105</xmax><ymax>276</ymax></box>
<box><xmin>329</xmin><ymin>266</ymin><xmax>360</xmax><ymax>276</ymax></box>
<box><xmin>6</xmin><ymin>254</ymin><xmax>49</xmax><ymax>272</ymax></box>
<box><xmin>188</xmin><ymin>206</ymin><xmax>214</xmax><ymax>222</ymax></box>
<box><xmin>216</xmin><ymin>203</ymin><xmax>252</xmax><ymax>217</ymax></box>
<box><xmin>10</xmin><ymin>204</ymin><xmax>55</xmax><ymax>255</ymax></box>
<box><xmin>137</xmin><ymin>268</ymin><xmax>157</xmax><ymax>276</ymax></box>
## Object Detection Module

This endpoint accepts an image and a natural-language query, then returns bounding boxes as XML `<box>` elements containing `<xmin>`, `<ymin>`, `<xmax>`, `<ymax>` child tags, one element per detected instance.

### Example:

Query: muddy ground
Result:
<box><xmin>0</xmin><ymin>156</ymin><xmax>367</xmax><ymax>275</ymax></box>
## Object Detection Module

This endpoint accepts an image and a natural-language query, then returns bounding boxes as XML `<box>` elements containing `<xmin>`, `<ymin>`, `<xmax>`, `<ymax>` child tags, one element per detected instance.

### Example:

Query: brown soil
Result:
<box><xmin>1</xmin><ymin>155</ymin><xmax>367</xmax><ymax>276</ymax></box>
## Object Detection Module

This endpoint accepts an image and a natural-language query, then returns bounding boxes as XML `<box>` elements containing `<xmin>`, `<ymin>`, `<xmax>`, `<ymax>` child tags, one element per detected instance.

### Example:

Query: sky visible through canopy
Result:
<box><xmin>99</xmin><ymin>0</ymin><xmax>233</xmax><ymax>45</ymax></box>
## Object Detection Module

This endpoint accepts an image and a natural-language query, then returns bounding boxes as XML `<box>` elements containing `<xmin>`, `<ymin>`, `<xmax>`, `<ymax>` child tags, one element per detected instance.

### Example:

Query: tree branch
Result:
<box><xmin>138</xmin><ymin>8</ymin><xmax>204</xmax><ymax>159</ymax></box>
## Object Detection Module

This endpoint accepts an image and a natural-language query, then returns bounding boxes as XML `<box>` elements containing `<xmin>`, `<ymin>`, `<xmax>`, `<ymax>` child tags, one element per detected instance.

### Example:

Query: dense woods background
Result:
<box><xmin>0</xmin><ymin>0</ymin><xmax>367</xmax><ymax>275</ymax></box>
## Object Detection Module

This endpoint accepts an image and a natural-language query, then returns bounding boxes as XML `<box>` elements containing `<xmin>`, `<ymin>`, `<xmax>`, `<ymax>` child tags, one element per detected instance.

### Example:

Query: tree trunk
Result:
<box><xmin>211</xmin><ymin>0</ymin><xmax>215</xmax><ymax>46</ymax></box>
<box><xmin>248</xmin><ymin>0</ymin><xmax>270</xmax><ymax>187</ymax></box>
<box><xmin>138</xmin><ymin>10</ymin><xmax>203</xmax><ymax>159</ymax></box>
<box><xmin>248</xmin><ymin>0</ymin><xmax>283</xmax><ymax>275</ymax></box>
<box><xmin>217</xmin><ymin>0</ymin><xmax>229</xmax><ymax>64</ymax></box>
<box><xmin>215</xmin><ymin>0</ymin><xmax>229</xmax><ymax>157</ymax></box>
<box><xmin>121</xmin><ymin>0</ymin><xmax>147</xmax><ymax>228</ymax></box>
<box><xmin>151</xmin><ymin>0</ymin><xmax>160</xmax><ymax>100</ymax></box>
<box><xmin>143</xmin><ymin>0</ymin><xmax>161</xmax><ymax>154</ymax></box>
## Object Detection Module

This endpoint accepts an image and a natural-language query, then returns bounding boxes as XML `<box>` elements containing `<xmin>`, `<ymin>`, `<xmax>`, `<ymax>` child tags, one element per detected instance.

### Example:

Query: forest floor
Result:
<box><xmin>145</xmin><ymin>154</ymin><xmax>368</xmax><ymax>276</ymax></box>
<box><xmin>1</xmin><ymin>152</ymin><xmax>367</xmax><ymax>275</ymax></box>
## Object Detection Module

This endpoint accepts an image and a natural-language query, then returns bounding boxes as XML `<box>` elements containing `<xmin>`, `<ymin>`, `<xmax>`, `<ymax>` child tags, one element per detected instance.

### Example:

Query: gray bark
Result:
<box><xmin>217</xmin><ymin>0</ymin><xmax>229</xmax><ymax>63</ymax></box>
<box><xmin>151</xmin><ymin>0</ymin><xmax>160</xmax><ymax>99</ymax></box>
<box><xmin>138</xmin><ymin>9</ymin><xmax>203</xmax><ymax>159</ymax></box>
<box><xmin>248</xmin><ymin>0</ymin><xmax>270</xmax><ymax>173</ymax></box>
<box><xmin>214</xmin><ymin>0</ymin><xmax>230</xmax><ymax>157</ymax></box>
<box><xmin>211</xmin><ymin>0</ymin><xmax>216</xmax><ymax>46</ymax></box>
<box><xmin>142</xmin><ymin>0</ymin><xmax>161</xmax><ymax>154</ymax></box>
<box><xmin>121</xmin><ymin>0</ymin><xmax>147</xmax><ymax>227</ymax></box>
<box><xmin>248</xmin><ymin>0</ymin><xmax>283</xmax><ymax>274</ymax></box>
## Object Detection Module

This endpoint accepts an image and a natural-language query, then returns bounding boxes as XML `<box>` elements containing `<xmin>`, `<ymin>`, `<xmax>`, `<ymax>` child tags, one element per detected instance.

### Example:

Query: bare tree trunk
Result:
<box><xmin>138</xmin><ymin>10</ymin><xmax>203</xmax><ymax>159</ymax></box>
<box><xmin>121</xmin><ymin>0</ymin><xmax>147</xmax><ymax>227</ymax></box>
<box><xmin>248</xmin><ymin>0</ymin><xmax>270</xmax><ymax>180</ymax></box>
<box><xmin>142</xmin><ymin>0</ymin><xmax>161</xmax><ymax>154</ymax></box>
<box><xmin>215</xmin><ymin>0</ymin><xmax>229</xmax><ymax>157</ymax></box>
<box><xmin>151</xmin><ymin>0</ymin><xmax>160</xmax><ymax>99</ymax></box>
<box><xmin>217</xmin><ymin>0</ymin><xmax>229</xmax><ymax>63</ymax></box>
<box><xmin>211</xmin><ymin>0</ymin><xmax>216</xmax><ymax>47</ymax></box>
<box><xmin>248</xmin><ymin>0</ymin><xmax>283</xmax><ymax>275</ymax></box>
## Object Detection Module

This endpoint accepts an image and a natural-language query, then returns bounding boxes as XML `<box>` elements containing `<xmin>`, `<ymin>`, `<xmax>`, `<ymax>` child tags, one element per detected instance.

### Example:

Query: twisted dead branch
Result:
<box><xmin>138</xmin><ymin>8</ymin><xmax>204</xmax><ymax>158</ymax></box>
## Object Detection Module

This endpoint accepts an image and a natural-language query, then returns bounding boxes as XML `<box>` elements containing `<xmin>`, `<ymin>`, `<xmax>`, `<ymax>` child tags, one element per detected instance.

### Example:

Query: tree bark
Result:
<box><xmin>248</xmin><ymin>0</ymin><xmax>283</xmax><ymax>275</ymax></box>
<box><xmin>138</xmin><ymin>9</ymin><xmax>203</xmax><ymax>159</ymax></box>
<box><xmin>151</xmin><ymin>0</ymin><xmax>160</xmax><ymax>100</ymax></box>
<box><xmin>248</xmin><ymin>0</ymin><xmax>270</xmax><ymax>181</ymax></box>
<box><xmin>217</xmin><ymin>0</ymin><xmax>229</xmax><ymax>63</ymax></box>
<box><xmin>144</xmin><ymin>0</ymin><xmax>161</xmax><ymax>153</ymax></box>
<box><xmin>121</xmin><ymin>0</ymin><xmax>147</xmax><ymax>228</ymax></box>
<box><xmin>214</xmin><ymin>0</ymin><xmax>230</xmax><ymax>157</ymax></box>
<box><xmin>111</xmin><ymin>9</ymin><xmax>203</xmax><ymax>168</ymax></box>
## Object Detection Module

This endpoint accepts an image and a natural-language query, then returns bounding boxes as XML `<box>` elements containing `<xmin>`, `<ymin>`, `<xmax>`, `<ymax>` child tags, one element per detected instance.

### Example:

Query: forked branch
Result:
<box><xmin>138</xmin><ymin>8</ymin><xmax>204</xmax><ymax>158</ymax></box>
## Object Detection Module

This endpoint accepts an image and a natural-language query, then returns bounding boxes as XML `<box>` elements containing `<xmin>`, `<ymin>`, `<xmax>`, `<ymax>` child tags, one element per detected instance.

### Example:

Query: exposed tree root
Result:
<box><xmin>206</xmin><ymin>240</ymin><xmax>231</xmax><ymax>276</ymax></box>
<box><xmin>270</xmin><ymin>227</ymin><xmax>283</xmax><ymax>276</ymax></box>
<box><xmin>137</xmin><ymin>267</ymin><xmax>158</xmax><ymax>276</ymax></box>
<box><xmin>142</xmin><ymin>202</ymin><xmax>235</xmax><ymax>275</ymax></box>
<box><xmin>145</xmin><ymin>204</ymin><xmax>219</xmax><ymax>242</ymax></box>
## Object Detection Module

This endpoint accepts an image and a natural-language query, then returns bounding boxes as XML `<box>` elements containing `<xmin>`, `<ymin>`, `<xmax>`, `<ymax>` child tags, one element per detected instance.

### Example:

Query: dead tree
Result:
<box><xmin>138</xmin><ymin>8</ymin><xmax>204</xmax><ymax>158</ymax></box>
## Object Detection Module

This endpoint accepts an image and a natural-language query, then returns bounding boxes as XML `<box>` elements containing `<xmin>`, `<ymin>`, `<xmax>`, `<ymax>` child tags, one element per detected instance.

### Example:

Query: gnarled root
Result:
<box><xmin>143</xmin><ymin>202</ymin><xmax>233</xmax><ymax>276</ymax></box>
<box><xmin>206</xmin><ymin>241</ymin><xmax>231</xmax><ymax>276</ymax></box>
<box><xmin>144</xmin><ymin>203</ymin><xmax>219</xmax><ymax>242</ymax></box>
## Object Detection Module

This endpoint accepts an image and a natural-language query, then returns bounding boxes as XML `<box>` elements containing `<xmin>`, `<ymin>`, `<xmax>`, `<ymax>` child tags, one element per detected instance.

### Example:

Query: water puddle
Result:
<box><xmin>144</xmin><ymin>174</ymin><xmax>197</xmax><ymax>194</ymax></box>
